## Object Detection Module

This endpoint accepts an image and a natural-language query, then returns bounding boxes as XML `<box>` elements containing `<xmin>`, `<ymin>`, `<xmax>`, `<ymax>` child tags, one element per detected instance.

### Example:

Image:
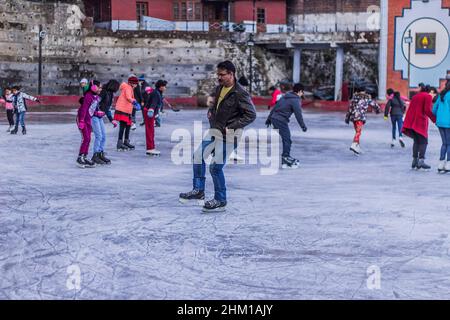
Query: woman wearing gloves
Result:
<box><xmin>432</xmin><ymin>80</ymin><xmax>450</xmax><ymax>173</ymax></box>
<box><xmin>384</xmin><ymin>90</ymin><xmax>406</xmax><ymax>148</ymax></box>
<box><xmin>114</xmin><ymin>76</ymin><xmax>140</xmax><ymax>151</ymax></box>
<box><xmin>76</xmin><ymin>80</ymin><xmax>101</xmax><ymax>168</ymax></box>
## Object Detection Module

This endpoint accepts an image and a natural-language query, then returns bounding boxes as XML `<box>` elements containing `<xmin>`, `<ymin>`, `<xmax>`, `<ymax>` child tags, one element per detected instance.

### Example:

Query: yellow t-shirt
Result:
<box><xmin>216</xmin><ymin>86</ymin><xmax>233</xmax><ymax>111</ymax></box>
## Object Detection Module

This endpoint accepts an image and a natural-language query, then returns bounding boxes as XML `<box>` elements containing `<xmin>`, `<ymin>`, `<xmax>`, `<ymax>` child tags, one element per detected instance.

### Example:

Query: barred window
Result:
<box><xmin>136</xmin><ymin>2</ymin><xmax>148</xmax><ymax>22</ymax></box>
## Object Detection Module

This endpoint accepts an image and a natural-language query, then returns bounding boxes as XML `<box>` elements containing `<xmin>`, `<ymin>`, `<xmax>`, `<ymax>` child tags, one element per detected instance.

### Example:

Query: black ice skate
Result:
<box><xmin>10</xmin><ymin>126</ymin><xmax>18</xmax><ymax>135</ymax></box>
<box><xmin>92</xmin><ymin>152</ymin><xmax>106</xmax><ymax>165</ymax></box>
<box><xmin>417</xmin><ymin>159</ymin><xmax>431</xmax><ymax>171</ymax></box>
<box><xmin>202</xmin><ymin>199</ymin><xmax>227</xmax><ymax>213</ymax></box>
<box><xmin>99</xmin><ymin>152</ymin><xmax>111</xmax><ymax>165</ymax></box>
<box><xmin>282</xmin><ymin>156</ymin><xmax>299</xmax><ymax>169</ymax></box>
<box><xmin>22</xmin><ymin>126</ymin><xmax>26</xmax><ymax>135</ymax></box>
<box><xmin>411</xmin><ymin>157</ymin><xmax>419</xmax><ymax>170</ymax></box>
<box><xmin>179</xmin><ymin>189</ymin><xmax>205</xmax><ymax>206</ymax></box>
<box><xmin>117</xmin><ymin>140</ymin><xmax>129</xmax><ymax>152</ymax></box>
<box><xmin>77</xmin><ymin>155</ymin><xmax>96</xmax><ymax>168</ymax></box>
<box><xmin>124</xmin><ymin>139</ymin><xmax>135</xmax><ymax>150</ymax></box>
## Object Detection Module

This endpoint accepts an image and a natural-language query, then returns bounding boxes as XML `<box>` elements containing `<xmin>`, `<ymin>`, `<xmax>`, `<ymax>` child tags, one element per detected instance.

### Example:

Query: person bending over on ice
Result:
<box><xmin>266</xmin><ymin>83</ymin><xmax>308</xmax><ymax>169</ymax></box>
<box><xmin>179</xmin><ymin>60</ymin><xmax>256</xmax><ymax>213</ymax></box>
<box><xmin>402</xmin><ymin>85</ymin><xmax>436</xmax><ymax>170</ymax></box>
<box><xmin>345</xmin><ymin>89</ymin><xmax>381</xmax><ymax>155</ymax></box>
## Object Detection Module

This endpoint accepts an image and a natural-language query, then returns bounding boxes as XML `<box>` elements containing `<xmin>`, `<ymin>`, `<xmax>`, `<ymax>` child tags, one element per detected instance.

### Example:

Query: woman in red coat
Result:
<box><xmin>402</xmin><ymin>86</ymin><xmax>436</xmax><ymax>170</ymax></box>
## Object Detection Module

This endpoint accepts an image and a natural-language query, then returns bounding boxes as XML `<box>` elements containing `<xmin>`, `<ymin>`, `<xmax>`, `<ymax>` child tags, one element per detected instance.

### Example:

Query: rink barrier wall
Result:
<box><xmin>25</xmin><ymin>96</ymin><xmax>384</xmax><ymax>112</ymax></box>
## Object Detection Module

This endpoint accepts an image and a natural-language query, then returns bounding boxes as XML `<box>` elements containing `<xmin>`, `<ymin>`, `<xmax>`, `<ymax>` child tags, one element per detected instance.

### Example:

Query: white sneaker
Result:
<box><xmin>399</xmin><ymin>137</ymin><xmax>405</xmax><ymax>148</ymax></box>
<box><xmin>350</xmin><ymin>142</ymin><xmax>361</xmax><ymax>155</ymax></box>
<box><xmin>445</xmin><ymin>161</ymin><xmax>450</xmax><ymax>172</ymax></box>
<box><xmin>438</xmin><ymin>161</ymin><xmax>446</xmax><ymax>173</ymax></box>
<box><xmin>131</xmin><ymin>123</ymin><xmax>137</xmax><ymax>131</ymax></box>
<box><xmin>229</xmin><ymin>150</ymin><xmax>244</xmax><ymax>162</ymax></box>
<box><xmin>146</xmin><ymin>149</ymin><xmax>161</xmax><ymax>156</ymax></box>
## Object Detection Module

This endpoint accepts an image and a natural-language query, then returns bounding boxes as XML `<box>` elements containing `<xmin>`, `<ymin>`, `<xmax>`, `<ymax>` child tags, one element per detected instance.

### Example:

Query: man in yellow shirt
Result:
<box><xmin>179</xmin><ymin>61</ymin><xmax>256</xmax><ymax>213</ymax></box>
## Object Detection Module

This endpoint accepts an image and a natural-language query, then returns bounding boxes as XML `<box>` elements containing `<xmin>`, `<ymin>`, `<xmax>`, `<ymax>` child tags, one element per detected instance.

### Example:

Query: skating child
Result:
<box><xmin>384</xmin><ymin>90</ymin><xmax>406</xmax><ymax>148</ymax></box>
<box><xmin>76</xmin><ymin>80</ymin><xmax>101</xmax><ymax>168</ymax></box>
<box><xmin>345</xmin><ymin>89</ymin><xmax>381</xmax><ymax>155</ymax></box>
<box><xmin>10</xmin><ymin>86</ymin><xmax>39</xmax><ymax>135</ymax></box>
<box><xmin>268</xmin><ymin>85</ymin><xmax>282</xmax><ymax>110</ymax></box>
<box><xmin>432</xmin><ymin>80</ymin><xmax>450</xmax><ymax>173</ymax></box>
<box><xmin>144</xmin><ymin>80</ymin><xmax>167</xmax><ymax>156</ymax></box>
<box><xmin>94</xmin><ymin>79</ymin><xmax>120</xmax><ymax>165</ymax></box>
<box><xmin>114</xmin><ymin>76</ymin><xmax>140</xmax><ymax>151</ymax></box>
<box><xmin>266</xmin><ymin>83</ymin><xmax>308</xmax><ymax>169</ymax></box>
<box><xmin>1</xmin><ymin>88</ymin><xmax>14</xmax><ymax>132</ymax></box>
<box><xmin>402</xmin><ymin>85</ymin><xmax>436</xmax><ymax>170</ymax></box>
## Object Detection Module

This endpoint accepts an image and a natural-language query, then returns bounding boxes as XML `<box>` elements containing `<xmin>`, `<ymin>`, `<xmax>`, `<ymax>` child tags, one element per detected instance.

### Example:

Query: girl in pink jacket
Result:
<box><xmin>1</xmin><ymin>88</ymin><xmax>14</xmax><ymax>132</ymax></box>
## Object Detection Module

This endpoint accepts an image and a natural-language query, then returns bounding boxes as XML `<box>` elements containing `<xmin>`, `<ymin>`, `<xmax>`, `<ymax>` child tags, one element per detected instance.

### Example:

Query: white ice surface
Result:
<box><xmin>0</xmin><ymin>109</ymin><xmax>449</xmax><ymax>300</ymax></box>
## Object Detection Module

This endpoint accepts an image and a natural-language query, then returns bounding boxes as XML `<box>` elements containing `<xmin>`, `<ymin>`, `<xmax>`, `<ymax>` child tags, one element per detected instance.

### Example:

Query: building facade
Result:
<box><xmin>287</xmin><ymin>0</ymin><xmax>381</xmax><ymax>32</ymax></box>
<box><xmin>383</xmin><ymin>0</ymin><xmax>450</xmax><ymax>97</ymax></box>
<box><xmin>83</xmin><ymin>0</ymin><xmax>287</xmax><ymax>32</ymax></box>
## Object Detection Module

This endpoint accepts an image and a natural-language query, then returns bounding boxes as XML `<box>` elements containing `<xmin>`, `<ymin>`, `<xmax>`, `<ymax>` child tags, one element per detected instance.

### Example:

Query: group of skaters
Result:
<box><xmin>0</xmin><ymin>86</ymin><xmax>40</xmax><ymax>135</ymax></box>
<box><xmin>345</xmin><ymin>80</ymin><xmax>450</xmax><ymax>173</ymax></box>
<box><xmin>75</xmin><ymin>75</ymin><xmax>171</xmax><ymax>168</ymax></box>
<box><xmin>2</xmin><ymin>60</ymin><xmax>450</xmax><ymax>212</ymax></box>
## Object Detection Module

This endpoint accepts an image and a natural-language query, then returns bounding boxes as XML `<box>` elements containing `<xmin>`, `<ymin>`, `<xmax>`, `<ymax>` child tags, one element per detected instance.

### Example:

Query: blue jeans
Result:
<box><xmin>391</xmin><ymin>115</ymin><xmax>403</xmax><ymax>140</ymax></box>
<box><xmin>15</xmin><ymin>111</ymin><xmax>25</xmax><ymax>127</ymax></box>
<box><xmin>193</xmin><ymin>137</ymin><xmax>233</xmax><ymax>202</ymax></box>
<box><xmin>438</xmin><ymin>127</ymin><xmax>450</xmax><ymax>161</ymax></box>
<box><xmin>91</xmin><ymin>116</ymin><xmax>106</xmax><ymax>153</ymax></box>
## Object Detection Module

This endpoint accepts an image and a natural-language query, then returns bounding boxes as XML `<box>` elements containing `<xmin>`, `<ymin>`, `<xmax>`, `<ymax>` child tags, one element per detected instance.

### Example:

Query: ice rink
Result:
<box><xmin>0</xmin><ymin>108</ymin><xmax>449</xmax><ymax>299</ymax></box>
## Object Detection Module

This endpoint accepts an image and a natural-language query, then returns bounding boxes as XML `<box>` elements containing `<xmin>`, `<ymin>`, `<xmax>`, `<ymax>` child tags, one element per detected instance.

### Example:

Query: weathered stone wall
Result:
<box><xmin>0</xmin><ymin>0</ymin><xmax>289</xmax><ymax>96</ymax></box>
<box><xmin>299</xmin><ymin>46</ymin><xmax>379</xmax><ymax>87</ymax></box>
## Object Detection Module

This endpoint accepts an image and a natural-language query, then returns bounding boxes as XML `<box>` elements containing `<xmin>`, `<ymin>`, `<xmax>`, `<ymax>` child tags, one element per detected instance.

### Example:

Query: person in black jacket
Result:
<box><xmin>94</xmin><ymin>79</ymin><xmax>120</xmax><ymax>164</ymax></box>
<box><xmin>384</xmin><ymin>89</ymin><xmax>406</xmax><ymax>148</ymax></box>
<box><xmin>135</xmin><ymin>75</ymin><xmax>151</xmax><ymax>126</ymax></box>
<box><xmin>144</xmin><ymin>80</ymin><xmax>167</xmax><ymax>156</ymax></box>
<box><xmin>266</xmin><ymin>83</ymin><xmax>307</xmax><ymax>169</ymax></box>
<box><xmin>179</xmin><ymin>60</ymin><xmax>256</xmax><ymax>213</ymax></box>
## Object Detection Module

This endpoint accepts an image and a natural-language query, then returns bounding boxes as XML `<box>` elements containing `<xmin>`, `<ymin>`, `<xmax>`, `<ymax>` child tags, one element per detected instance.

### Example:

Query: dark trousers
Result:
<box><xmin>438</xmin><ymin>127</ymin><xmax>450</xmax><ymax>161</ymax></box>
<box><xmin>410</xmin><ymin>130</ymin><xmax>428</xmax><ymax>159</ymax></box>
<box><xmin>131</xmin><ymin>107</ymin><xmax>136</xmax><ymax>123</ymax></box>
<box><xmin>6</xmin><ymin>109</ymin><xmax>14</xmax><ymax>126</ymax></box>
<box><xmin>118</xmin><ymin>121</ymin><xmax>131</xmax><ymax>141</ymax></box>
<box><xmin>390</xmin><ymin>115</ymin><xmax>404</xmax><ymax>140</ymax></box>
<box><xmin>272</xmin><ymin>118</ymin><xmax>291</xmax><ymax>157</ymax></box>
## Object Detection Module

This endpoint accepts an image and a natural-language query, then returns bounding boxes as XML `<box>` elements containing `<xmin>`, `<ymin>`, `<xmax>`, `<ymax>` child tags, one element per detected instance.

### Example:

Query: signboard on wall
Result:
<box><xmin>415</xmin><ymin>33</ymin><xmax>436</xmax><ymax>54</ymax></box>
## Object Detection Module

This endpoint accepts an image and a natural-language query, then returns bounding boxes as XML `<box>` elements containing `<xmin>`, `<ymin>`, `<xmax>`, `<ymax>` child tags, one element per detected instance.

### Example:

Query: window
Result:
<box><xmin>136</xmin><ymin>2</ymin><xmax>148</xmax><ymax>22</ymax></box>
<box><xmin>173</xmin><ymin>1</ymin><xmax>202</xmax><ymax>21</ymax></box>
<box><xmin>257</xmin><ymin>8</ymin><xmax>265</xmax><ymax>24</ymax></box>
<box><xmin>173</xmin><ymin>3</ymin><xmax>179</xmax><ymax>20</ymax></box>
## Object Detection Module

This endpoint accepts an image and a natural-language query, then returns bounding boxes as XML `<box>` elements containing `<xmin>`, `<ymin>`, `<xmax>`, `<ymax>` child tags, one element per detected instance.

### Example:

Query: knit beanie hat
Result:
<box><xmin>128</xmin><ymin>76</ymin><xmax>139</xmax><ymax>85</ymax></box>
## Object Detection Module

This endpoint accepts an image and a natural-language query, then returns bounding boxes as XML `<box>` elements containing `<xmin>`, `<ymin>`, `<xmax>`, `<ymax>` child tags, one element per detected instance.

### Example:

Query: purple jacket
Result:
<box><xmin>77</xmin><ymin>91</ymin><xmax>98</xmax><ymax>126</ymax></box>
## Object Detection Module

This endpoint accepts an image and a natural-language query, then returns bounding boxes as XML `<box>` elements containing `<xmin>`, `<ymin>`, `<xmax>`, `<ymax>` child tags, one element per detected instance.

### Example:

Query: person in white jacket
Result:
<box><xmin>10</xmin><ymin>86</ymin><xmax>39</xmax><ymax>135</ymax></box>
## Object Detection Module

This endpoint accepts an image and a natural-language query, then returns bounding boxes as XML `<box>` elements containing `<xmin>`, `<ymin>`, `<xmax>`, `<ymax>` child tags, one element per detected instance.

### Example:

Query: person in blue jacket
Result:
<box><xmin>432</xmin><ymin>80</ymin><xmax>450</xmax><ymax>173</ymax></box>
<box><xmin>266</xmin><ymin>83</ymin><xmax>308</xmax><ymax>169</ymax></box>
